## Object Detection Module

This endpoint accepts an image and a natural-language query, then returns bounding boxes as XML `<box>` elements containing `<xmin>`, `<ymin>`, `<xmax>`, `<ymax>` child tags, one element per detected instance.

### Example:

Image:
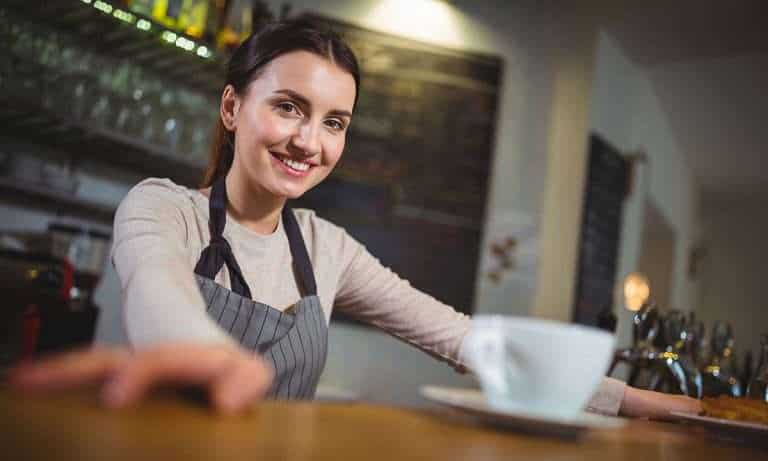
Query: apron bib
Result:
<box><xmin>193</xmin><ymin>176</ymin><xmax>328</xmax><ymax>399</ymax></box>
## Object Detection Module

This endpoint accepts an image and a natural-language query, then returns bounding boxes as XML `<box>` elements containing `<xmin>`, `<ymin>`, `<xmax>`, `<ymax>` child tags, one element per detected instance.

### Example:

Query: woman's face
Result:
<box><xmin>222</xmin><ymin>50</ymin><xmax>356</xmax><ymax>199</ymax></box>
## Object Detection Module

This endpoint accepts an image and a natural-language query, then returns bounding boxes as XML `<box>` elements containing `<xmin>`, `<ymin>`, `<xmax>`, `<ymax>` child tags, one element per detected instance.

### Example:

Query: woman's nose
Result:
<box><xmin>291</xmin><ymin>121</ymin><xmax>321</xmax><ymax>157</ymax></box>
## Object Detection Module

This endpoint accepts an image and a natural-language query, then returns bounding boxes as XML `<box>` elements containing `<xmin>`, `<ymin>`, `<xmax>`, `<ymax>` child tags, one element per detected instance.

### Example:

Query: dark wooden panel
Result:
<box><xmin>572</xmin><ymin>135</ymin><xmax>630</xmax><ymax>327</ymax></box>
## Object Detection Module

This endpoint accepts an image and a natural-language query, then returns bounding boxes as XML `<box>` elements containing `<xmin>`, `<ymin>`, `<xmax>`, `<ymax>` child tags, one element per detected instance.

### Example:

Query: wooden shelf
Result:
<box><xmin>0</xmin><ymin>177</ymin><xmax>115</xmax><ymax>224</ymax></box>
<box><xmin>0</xmin><ymin>93</ymin><xmax>205</xmax><ymax>188</ymax></box>
<box><xmin>4</xmin><ymin>0</ymin><xmax>225</xmax><ymax>96</ymax></box>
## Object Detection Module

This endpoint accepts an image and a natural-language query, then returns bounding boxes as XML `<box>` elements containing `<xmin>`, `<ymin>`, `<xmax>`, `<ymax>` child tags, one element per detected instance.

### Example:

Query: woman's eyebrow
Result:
<box><xmin>274</xmin><ymin>89</ymin><xmax>352</xmax><ymax>118</ymax></box>
<box><xmin>328</xmin><ymin>109</ymin><xmax>352</xmax><ymax>119</ymax></box>
<box><xmin>274</xmin><ymin>89</ymin><xmax>311</xmax><ymax>107</ymax></box>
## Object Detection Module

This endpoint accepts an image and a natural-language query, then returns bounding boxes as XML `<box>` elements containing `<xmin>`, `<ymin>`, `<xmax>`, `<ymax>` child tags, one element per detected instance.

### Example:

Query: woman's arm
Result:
<box><xmin>620</xmin><ymin>386</ymin><xmax>702</xmax><ymax>419</ymax></box>
<box><xmin>6</xmin><ymin>182</ymin><xmax>273</xmax><ymax>412</ymax></box>
<box><xmin>333</xmin><ymin>229</ymin><xmax>703</xmax><ymax>418</ymax></box>
<box><xmin>582</xmin><ymin>377</ymin><xmax>700</xmax><ymax>418</ymax></box>
<box><xmin>333</xmin><ymin>230</ymin><xmax>470</xmax><ymax>371</ymax></box>
<box><xmin>112</xmin><ymin>180</ymin><xmax>234</xmax><ymax>347</ymax></box>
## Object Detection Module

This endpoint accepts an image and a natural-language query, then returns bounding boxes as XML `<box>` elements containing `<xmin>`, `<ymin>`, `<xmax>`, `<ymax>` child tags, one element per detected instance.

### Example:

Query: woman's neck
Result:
<box><xmin>224</xmin><ymin>173</ymin><xmax>285</xmax><ymax>235</ymax></box>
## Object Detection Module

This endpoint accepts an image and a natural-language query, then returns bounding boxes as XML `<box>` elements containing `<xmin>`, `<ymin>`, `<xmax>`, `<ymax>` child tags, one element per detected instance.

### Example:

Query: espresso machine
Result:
<box><xmin>0</xmin><ymin>223</ymin><xmax>107</xmax><ymax>372</ymax></box>
<box><xmin>608</xmin><ymin>303</ymin><xmax>703</xmax><ymax>397</ymax></box>
<box><xmin>746</xmin><ymin>334</ymin><xmax>768</xmax><ymax>401</ymax></box>
<box><xmin>700</xmin><ymin>321</ymin><xmax>743</xmax><ymax>398</ymax></box>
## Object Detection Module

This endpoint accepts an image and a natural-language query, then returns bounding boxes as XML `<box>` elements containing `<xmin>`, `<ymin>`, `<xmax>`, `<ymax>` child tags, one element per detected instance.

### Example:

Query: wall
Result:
<box><xmin>530</xmin><ymin>14</ymin><xmax>598</xmax><ymax>321</ymax></box>
<box><xmin>637</xmin><ymin>204</ymin><xmax>676</xmax><ymax>309</ymax></box>
<box><xmin>588</xmin><ymin>32</ymin><xmax>700</xmax><ymax>355</ymax></box>
<box><xmin>697</xmin><ymin>199</ymin><xmax>768</xmax><ymax>358</ymax></box>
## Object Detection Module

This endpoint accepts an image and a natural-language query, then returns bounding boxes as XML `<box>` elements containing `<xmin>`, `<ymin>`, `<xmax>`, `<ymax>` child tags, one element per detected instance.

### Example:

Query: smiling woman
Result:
<box><xmin>212</xmin><ymin>51</ymin><xmax>355</xmax><ymax>208</ymax></box>
<box><xmin>9</xmin><ymin>19</ymin><xmax>700</xmax><ymax>419</ymax></box>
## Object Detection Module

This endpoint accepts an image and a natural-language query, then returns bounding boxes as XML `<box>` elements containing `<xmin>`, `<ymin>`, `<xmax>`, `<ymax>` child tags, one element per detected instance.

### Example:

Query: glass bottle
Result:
<box><xmin>178</xmin><ymin>0</ymin><xmax>210</xmax><ymax>38</ymax></box>
<box><xmin>217</xmin><ymin>0</ymin><xmax>254</xmax><ymax>51</ymax></box>
<box><xmin>127</xmin><ymin>0</ymin><xmax>155</xmax><ymax>17</ymax></box>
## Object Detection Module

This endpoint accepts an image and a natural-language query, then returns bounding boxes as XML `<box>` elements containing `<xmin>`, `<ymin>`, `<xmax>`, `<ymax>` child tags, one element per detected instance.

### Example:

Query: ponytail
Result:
<box><xmin>200</xmin><ymin>118</ymin><xmax>235</xmax><ymax>188</ymax></box>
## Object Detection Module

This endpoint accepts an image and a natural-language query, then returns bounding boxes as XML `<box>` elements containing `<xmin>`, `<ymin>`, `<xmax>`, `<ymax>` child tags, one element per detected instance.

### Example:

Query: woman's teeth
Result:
<box><xmin>279</xmin><ymin>157</ymin><xmax>310</xmax><ymax>172</ymax></box>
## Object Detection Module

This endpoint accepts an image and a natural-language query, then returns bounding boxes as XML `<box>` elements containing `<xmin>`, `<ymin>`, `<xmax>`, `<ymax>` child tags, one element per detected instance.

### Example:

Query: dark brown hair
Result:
<box><xmin>201</xmin><ymin>19</ymin><xmax>361</xmax><ymax>187</ymax></box>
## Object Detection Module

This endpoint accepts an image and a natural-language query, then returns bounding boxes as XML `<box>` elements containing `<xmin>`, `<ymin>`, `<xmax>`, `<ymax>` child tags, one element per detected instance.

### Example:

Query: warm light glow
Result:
<box><xmin>93</xmin><ymin>0</ymin><xmax>113</xmax><ymax>14</ymax></box>
<box><xmin>136</xmin><ymin>19</ymin><xmax>152</xmax><ymax>31</ymax></box>
<box><xmin>162</xmin><ymin>31</ymin><xmax>178</xmax><ymax>43</ymax></box>
<box><xmin>366</xmin><ymin>0</ymin><xmax>462</xmax><ymax>46</ymax></box>
<box><xmin>623</xmin><ymin>272</ymin><xmax>650</xmax><ymax>312</ymax></box>
<box><xmin>196</xmin><ymin>45</ymin><xmax>212</xmax><ymax>58</ymax></box>
<box><xmin>175</xmin><ymin>36</ymin><xmax>195</xmax><ymax>51</ymax></box>
<box><xmin>113</xmin><ymin>9</ymin><xmax>136</xmax><ymax>24</ymax></box>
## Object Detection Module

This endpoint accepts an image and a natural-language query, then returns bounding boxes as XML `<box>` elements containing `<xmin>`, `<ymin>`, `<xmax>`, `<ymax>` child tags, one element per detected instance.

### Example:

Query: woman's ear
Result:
<box><xmin>220</xmin><ymin>85</ymin><xmax>240</xmax><ymax>131</ymax></box>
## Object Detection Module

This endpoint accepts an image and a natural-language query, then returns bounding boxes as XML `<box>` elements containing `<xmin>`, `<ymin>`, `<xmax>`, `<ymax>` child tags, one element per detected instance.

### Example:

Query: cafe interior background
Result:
<box><xmin>1</xmin><ymin>0</ymin><xmax>766</xmax><ymax>405</ymax></box>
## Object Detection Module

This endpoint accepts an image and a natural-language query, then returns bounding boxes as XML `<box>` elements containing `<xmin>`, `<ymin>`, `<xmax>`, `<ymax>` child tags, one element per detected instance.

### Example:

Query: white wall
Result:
<box><xmin>697</xmin><ymin>200</ymin><xmax>768</xmax><ymax>359</ymax></box>
<box><xmin>589</xmin><ymin>32</ymin><xmax>700</xmax><ymax>354</ymax></box>
<box><xmin>531</xmin><ymin>15</ymin><xmax>598</xmax><ymax>321</ymax></box>
<box><xmin>637</xmin><ymin>232</ymin><xmax>676</xmax><ymax>309</ymax></box>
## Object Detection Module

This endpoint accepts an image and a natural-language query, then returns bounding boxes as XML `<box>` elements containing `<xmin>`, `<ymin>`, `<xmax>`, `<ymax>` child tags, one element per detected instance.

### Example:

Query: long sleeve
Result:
<box><xmin>331</xmin><ymin>229</ymin><xmax>626</xmax><ymax>414</ymax></box>
<box><xmin>111</xmin><ymin>181</ymin><xmax>235</xmax><ymax>348</ymax></box>
<box><xmin>584</xmin><ymin>376</ymin><xmax>626</xmax><ymax>416</ymax></box>
<box><xmin>333</xmin><ymin>232</ymin><xmax>471</xmax><ymax>371</ymax></box>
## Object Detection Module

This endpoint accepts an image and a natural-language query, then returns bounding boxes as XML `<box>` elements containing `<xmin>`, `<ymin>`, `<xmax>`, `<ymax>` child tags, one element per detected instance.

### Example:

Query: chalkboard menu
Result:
<box><xmin>295</xmin><ymin>15</ymin><xmax>503</xmax><ymax>317</ymax></box>
<box><xmin>572</xmin><ymin>135</ymin><xmax>630</xmax><ymax>327</ymax></box>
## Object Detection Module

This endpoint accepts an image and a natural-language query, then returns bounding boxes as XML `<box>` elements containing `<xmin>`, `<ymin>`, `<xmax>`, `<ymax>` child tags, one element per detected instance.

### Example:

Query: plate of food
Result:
<box><xmin>671</xmin><ymin>396</ymin><xmax>768</xmax><ymax>438</ymax></box>
<box><xmin>420</xmin><ymin>385</ymin><xmax>625</xmax><ymax>438</ymax></box>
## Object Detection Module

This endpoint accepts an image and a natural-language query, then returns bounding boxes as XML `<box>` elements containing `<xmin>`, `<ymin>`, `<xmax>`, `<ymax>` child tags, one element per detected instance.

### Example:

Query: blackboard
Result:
<box><xmin>572</xmin><ymin>135</ymin><xmax>630</xmax><ymax>327</ymax></box>
<box><xmin>295</xmin><ymin>15</ymin><xmax>503</xmax><ymax>318</ymax></box>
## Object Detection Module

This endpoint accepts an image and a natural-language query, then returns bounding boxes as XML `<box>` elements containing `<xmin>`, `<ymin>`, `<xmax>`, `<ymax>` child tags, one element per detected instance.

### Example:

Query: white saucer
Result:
<box><xmin>420</xmin><ymin>385</ymin><xmax>625</xmax><ymax>437</ymax></box>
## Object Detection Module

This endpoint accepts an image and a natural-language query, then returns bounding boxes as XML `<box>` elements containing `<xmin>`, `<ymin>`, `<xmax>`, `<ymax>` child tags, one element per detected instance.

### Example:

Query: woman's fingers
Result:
<box><xmin>9</xmin><ymin>347</ymin><xmax>129</xmax><ymax>391</ymax></box>
<box><xmin>8</xmin><ymin>344</ymin><xmax>274</xmax><ymax>414</ymax></box>
<box><xmin>99</xmin><ymin>344</ymin><xmax>235</xmax><ymax>408</ymax></box>
<box><xmin>210</xmin><ymin>354</ymin><xmax>273</xmax><ymax>414</ymax></box>
<box><xmin>665</xmin><ymin>394</ymin><xmax>703</xmax><ymax>417</ymax></box>
<box><xmin>98</xmin><ymin>344</ymin><xmax>273</xmax><ymax>412</ymax></box>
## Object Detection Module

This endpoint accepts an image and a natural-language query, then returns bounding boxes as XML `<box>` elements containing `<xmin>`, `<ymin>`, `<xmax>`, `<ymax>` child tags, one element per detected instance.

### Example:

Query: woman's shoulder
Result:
<box><xmin>116</xmin><ymin>177</ymin><xmax>199</xmax><ymax>221</ymax></box>
<box><xmin>126</xmin><ymin>177</ymin><xmax>193</xmax><ymax>199</ymax></box>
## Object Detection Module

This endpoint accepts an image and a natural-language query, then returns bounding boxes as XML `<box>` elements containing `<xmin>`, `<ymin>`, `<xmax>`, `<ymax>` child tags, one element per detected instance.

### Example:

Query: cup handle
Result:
<box><xmin>463</xmin><ymin>328</ymin><xmax>521</xmax><ymax>395</ymax></box>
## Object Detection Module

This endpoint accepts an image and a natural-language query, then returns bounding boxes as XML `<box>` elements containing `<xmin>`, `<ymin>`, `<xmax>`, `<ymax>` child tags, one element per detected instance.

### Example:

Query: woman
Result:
<box><xmin>11</xmin><ymin>19</ymin><xmax>700</xmax><ymax>418</ymax></box>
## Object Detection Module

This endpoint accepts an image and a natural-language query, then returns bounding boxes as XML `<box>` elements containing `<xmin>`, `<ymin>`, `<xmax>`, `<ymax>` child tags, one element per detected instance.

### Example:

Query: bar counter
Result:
<box><xmin>1</xmin><ymin>389</ymin><xmax>766</xmax><ymax>460</ymax></box>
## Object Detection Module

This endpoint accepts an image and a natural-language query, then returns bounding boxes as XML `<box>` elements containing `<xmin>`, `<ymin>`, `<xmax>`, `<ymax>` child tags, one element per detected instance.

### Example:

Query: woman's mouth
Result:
<box><xmin>270</xmin><ymin>152</ymin><xmax>314</xmax><ymax>177</ymax></box>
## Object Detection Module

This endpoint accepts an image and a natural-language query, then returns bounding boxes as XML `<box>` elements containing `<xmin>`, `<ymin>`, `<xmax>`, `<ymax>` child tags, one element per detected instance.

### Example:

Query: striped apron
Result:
<box><xmin>193</xmin><ymin>176</ymin><xmax>327</xmax><ymax>399</ymax></box>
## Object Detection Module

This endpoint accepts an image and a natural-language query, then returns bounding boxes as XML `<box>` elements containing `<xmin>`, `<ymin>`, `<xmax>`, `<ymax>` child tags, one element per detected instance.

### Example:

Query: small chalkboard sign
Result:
<box><xmin>572</xmin><ymin>135</ymin><xmax>630</xmax><ymax>327</ymax></box>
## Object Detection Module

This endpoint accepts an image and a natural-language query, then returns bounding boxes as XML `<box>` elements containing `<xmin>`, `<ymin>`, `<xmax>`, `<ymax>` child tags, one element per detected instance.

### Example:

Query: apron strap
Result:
<box><xmin>194</xmin><ymin>176</ymin><xmax>253</xmax><ymax>299</ymax></box>
<box><xmin>282</xmin><ymin>205</ymin><xmax>318</xmax><ymax>297</ymax></box>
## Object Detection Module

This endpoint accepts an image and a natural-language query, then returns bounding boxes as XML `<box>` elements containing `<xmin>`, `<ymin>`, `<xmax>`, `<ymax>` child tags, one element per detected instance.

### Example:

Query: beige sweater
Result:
<box><xmin>111</xmin><ymin>178</ymin><xmax>626</xmax><ymax>415</ymax></box>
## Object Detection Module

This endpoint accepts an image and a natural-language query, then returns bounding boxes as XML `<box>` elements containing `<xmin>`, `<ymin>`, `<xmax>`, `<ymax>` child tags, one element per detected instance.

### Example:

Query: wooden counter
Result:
<box><xmin>1</xmin><ymin>389</ymin><xmax>765</xmax><ymax>460</ymax></box>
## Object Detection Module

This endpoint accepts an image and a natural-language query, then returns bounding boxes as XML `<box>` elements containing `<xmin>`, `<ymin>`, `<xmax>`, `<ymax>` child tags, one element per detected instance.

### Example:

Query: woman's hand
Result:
<box><xmin>619</xmin><ymin>386</ymin><xmax>702</xmax><ymax>420</ymax></box>
<box><xmin>8</xmin><ymin>344</ymin><xmax>273</xmax><ymax>415</ymax></box>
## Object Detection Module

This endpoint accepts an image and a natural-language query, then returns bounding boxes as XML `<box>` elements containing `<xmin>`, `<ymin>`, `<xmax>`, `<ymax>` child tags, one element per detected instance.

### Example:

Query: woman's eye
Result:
<box><xmin>277</xmin><ymin>102</ymin><xmax>300</xmax><ymax>115</ymax></box>
<box><xmin>325</xmin><ymin>119</ymin><xmax>344</xmax><ymax>131</ymax></box>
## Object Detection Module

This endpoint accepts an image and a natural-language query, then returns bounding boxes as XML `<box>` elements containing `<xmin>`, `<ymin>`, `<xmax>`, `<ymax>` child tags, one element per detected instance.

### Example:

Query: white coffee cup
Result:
<box><xmin>461</xmin><ymin>315</ymin><xmax>615</xmax><ymax>419</ymax></box>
